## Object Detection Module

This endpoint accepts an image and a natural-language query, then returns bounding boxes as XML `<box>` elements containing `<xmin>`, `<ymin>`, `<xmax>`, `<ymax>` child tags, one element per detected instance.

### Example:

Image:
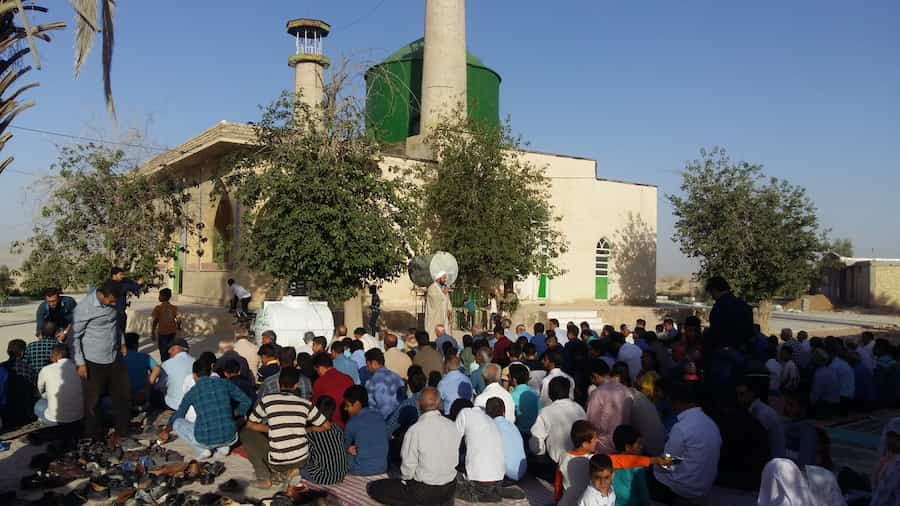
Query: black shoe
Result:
<box><xmin>219</xmin><ymin>478</ymin><xmax>246</xmax><ymax>495</ymax></box>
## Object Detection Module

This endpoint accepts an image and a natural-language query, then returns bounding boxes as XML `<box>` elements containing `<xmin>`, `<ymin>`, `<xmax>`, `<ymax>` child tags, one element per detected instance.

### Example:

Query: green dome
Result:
<box><xmin>381</xmin><ymin>38</ymin><xmax>488</xmax><ymax>68</ymax></box>
<box><xmin>365</xmin><ymin>39</ymin><xmax>501</xmax><ymax>145</ymax></box>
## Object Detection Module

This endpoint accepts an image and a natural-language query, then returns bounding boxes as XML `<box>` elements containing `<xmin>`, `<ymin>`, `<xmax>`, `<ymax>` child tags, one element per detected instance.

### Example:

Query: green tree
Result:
<box><xmin>14</xmin><ymin>143</ymin><xmax>194</xmax><ymax>290</ymax></box>
<box><xmin>668</xmin><ymin>147</ymin><xmax>824</xmax><ymax>313</ymax></box>
<box><xmin>809</xmin><ymin>237</ymin><xmax>853</xmax><ymax>294</ymax></box>
<box><xmin>410</xmin><ymin>111</ymin><xmax>567</xmax><ymax>295</ymax></box>
<box><xmin>216</xmin><ymin>91</ymin><xmax>419</xmax><ymax>304</ymax></box>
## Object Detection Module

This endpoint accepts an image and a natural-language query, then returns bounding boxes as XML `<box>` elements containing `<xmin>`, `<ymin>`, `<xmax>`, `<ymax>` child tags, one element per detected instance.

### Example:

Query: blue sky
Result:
<box><xmin>2</xmin><ymin>0</ymin><xmax>898</xmax><ymax>274</ymax></box>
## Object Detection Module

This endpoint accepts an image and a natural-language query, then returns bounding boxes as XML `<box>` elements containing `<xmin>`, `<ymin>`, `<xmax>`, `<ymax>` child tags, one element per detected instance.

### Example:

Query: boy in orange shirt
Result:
<box><xmin>608</xmin><ymin>424</ymin><xmax>672</xmax><ymax>506</ymax></box>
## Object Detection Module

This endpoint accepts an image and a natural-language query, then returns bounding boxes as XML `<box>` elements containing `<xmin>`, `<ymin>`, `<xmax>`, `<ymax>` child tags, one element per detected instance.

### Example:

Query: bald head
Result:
<box><xmin>384</xmin><ymin>333</ymin><xmax>398</xmax><ymax>349</ymax></box>
<box><xmin>419</xmin><ymin>387</ymin><xmax>441</xmax><ymax>413</ymax></box>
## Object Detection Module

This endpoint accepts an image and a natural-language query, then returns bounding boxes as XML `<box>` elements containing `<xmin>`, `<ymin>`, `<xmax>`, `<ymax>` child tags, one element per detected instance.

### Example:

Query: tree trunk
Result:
<box><xmin>755</xmin><ymin>299</ymin><xmax>773</xmax><ymax>335</ymax></box>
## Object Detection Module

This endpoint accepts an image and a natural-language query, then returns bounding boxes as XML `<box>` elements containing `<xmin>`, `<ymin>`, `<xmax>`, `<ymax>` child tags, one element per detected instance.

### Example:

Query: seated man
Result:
<box><xmin>214</xmin><ymin>339</ymin><xmax>253</xmax><ymax>383</ymax></box>
<box><xmin>474</xmin><ymin>363</ymin><xmax>516</xmax><ymax>423</ymax></box>
<box><xmin>330</xmin><ymin>340</ymin><xmax>361</xmax><ymax>385</ymax></box>
<box><xmin>343</xmin><ymin>385</ymin><xmax>389</xmax><ymax>476</ymax></box>
<box><xmin>258</xmin><ymin>347</ymin><xmax>312</xmax><ymax>401</ymax></box>
<box><xmin>122</xmin><ymin>332</ymin><xmax>161</xmax><ymax>405</ymax></box>
<box><xmin>35</xmin><ymin>344</ymin><xmax>83</xmax><ymax>426</ymax></box>
<box><xmin>25</xmin><ymin>321</ymin><xmax>60</xmax><ymax>374</ymax></box>
<box><xmin>736</xmin><ymin>378</ymin><xmax>785</xmax><ymax>459</ymax></box>
<box><xmin>312</xmin><ymin>352</ymin><xmax>354</xmax><ymax>427</ymax></box>
<box><xmin>453</xmin><ymin>401</ymin><xmax>524</xmax><ymax>502</ymax></box>
<box><xmin>648</xmin><ymin>381</ymin><xmax>722</xmax><ymax>503</ymax></box>
<box><xmin>367</xmin><ymin>387</ymin><xmax>461</xmax><ymax>505</ymax></box>
<box><xmin>486</xmin><ymin>397</ymin><xmax>527</xmax><ymax>482</ymax></box>
<box><xmin>437</xmin><ymin>354</ymin><xmax>473</xmax><ymax>415</ymax></box>
<box><xmin>241</xmin><ymin>367</ymin><xmax>329</xmax><ymax>489</ymax></box>
<box><xmin>387</xmin><ymin>365</ymin><xmax>427</xmax><ymax>462</ymax></box>
<box><xmin>302</xmin><ymin>396</ymin><xmax>350</xmax><ymax>485</ymax></box>
<box><xmin>364</xmin><ymin>348</ymin><xmax>406</xmax><ymax>419</ymax></box>
<box><xmin>0</xmin><ymin>339</ymin><xmax>36</xmax><ymax>427</ymax></box>
<box><xmin>530</xmin><ymin>377</ymin><xmax>587</xmax><ymax>467</ymax></box>
<box><xmin>159</xmin><ymin>359</ymin><xmax>251</xmax><ymax>459</ymax></box>
<box><xmin>161</xmin><ymin>339</ymin><xmax>195</xmax><ymax>411</ymax></box>
<box><xmin>222</xmin><ymin>359</ymin><xmax>256</xmax><ymax>404</ymax></box>
<box><xmin>256</xmin><ymin>344</ymin><xmax>280</xmax><ymax>383</ymax></box>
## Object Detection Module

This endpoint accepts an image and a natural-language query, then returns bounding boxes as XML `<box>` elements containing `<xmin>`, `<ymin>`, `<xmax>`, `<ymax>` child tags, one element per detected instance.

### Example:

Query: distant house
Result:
<box><xmin>821</xmin><ymin>253</ymin><xmax>900</xmax><ymax>309</ymax></box>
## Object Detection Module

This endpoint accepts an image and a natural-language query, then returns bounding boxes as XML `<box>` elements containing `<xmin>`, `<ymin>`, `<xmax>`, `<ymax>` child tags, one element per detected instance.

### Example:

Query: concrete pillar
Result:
<box><xmin>410</xmin><ymin>0</ymin><xmax>467</xmax><ymax>157</ymax></box>
<box><xmin>293</xmin><ymin>60</ymin><xmax>326</xmax><ymax>112</ymax></box>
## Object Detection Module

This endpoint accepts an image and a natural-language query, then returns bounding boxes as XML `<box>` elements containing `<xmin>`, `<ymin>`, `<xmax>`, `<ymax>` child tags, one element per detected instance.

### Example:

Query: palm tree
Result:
<box><xmin>0</xmin><ymin>0</ymin><xmax>115</xmax><ymax>175</ymax></box>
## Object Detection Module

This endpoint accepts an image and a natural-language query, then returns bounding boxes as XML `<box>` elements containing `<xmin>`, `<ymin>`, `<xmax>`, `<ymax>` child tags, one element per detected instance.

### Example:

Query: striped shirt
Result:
<box><xmin>303</xmin><ymin>426</ymin><xmax>350</xmax><ymax>485</ymax></box>
<box><xmin>248</xmin><ymin>391</ymin><xmax>328</xmax><ymax>466</ymax></box>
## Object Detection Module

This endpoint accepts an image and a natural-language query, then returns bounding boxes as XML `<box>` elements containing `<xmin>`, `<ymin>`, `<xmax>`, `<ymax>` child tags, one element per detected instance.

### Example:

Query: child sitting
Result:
<box><xmin>556</xmin><ymin>420</ymin><xmax>598</xmax><ymax>506</ymax></box>
<box><xmin>302</xmin><ymin>396</ymin><xmax>351</xmax><ymax>485</ymax></box>
<box><xmin>578</xmin><ymin>454</ymin><xmax>617</xmax><ymax>506</ymax></box>
<box><xmin>608</xmin><ymin>425</ymin><xmax>672</xmax><ymax>506</ymax></box>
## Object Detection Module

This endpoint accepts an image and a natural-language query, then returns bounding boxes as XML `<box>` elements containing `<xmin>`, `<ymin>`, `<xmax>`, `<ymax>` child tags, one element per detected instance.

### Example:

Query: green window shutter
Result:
<box><xmin>595</xmin><ymin>276</ymin><xmax>608</xmax><ymax>300</ymax></box>
<box><xmin>537</xmin><ymin>274</ymin><xmax>548</xmax><ymax>299</ymax></box>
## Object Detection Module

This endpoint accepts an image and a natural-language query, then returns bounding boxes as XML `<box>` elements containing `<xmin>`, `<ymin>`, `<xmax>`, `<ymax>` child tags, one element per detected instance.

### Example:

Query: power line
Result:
<box><xmin>334</xmin><ymin>0</ymin><xmax>387</xmax><ymax>29</ymax></box>
<box><xmin>9</xmin><ymin>125</ymin><xmax>169</xmax><ymax>151</ymax></box>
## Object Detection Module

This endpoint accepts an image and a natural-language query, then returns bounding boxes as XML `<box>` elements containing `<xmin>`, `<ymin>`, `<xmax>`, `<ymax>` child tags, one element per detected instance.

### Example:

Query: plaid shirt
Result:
<box><xmin>257</xmin><ymin>370</ymin><xmax>313</xmax><ymax>400</ymax></box>
<box><xmin>169</xmin><ymin>376</ymin><xmax>252</xmax><ymax>447</ymax></box>
<box><xmin>5</xmin><ymin>357</ymin><xmax>36</xmax><ymax>384</ymax></box>
<box><xmin>24</xmin><ymin>338</ymin><xmax>57</xmax><ymax>375</ymax></box>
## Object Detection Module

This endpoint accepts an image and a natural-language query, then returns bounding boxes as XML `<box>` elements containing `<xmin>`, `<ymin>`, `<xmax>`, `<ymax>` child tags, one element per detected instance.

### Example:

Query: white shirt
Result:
<box><xmin>578</xmin><ymin>485</ymin><xmax>616</xmax><ymax>506</ymax></box>
<box><xmin>489</xmin><ymin>299</ymin><xmax>498</xmax><ymax>314</ymax></box>
<box><xmin>540</xmin><ymin>367</ymin><xmax>575</xmax><ymax>407</ymax></box>
<box><xmin>358</xmin><ymin>334</ymin><xmax>380</xmax><ymax>352</ymax></box>
<box><xmin>829</xmin><ymin>357</ymin><xmax>855</xmax><ymax>399</ymax></box>
<box><xmin>617</xmin><ymin>342</ymin><xmax>643</xmax><ymax>382</ymax></box>
<box><xmin>474</xmin><ymin>382</ymin><xmax>516</xmax><ymax>423</ymax></box>
<box><xmin>229</xmin><ymin>283</ymin><xmax>251</xmax><ymax>299</ymax></box>
<box><xmin>780</xmin><ymin>360</ymin><xmax>800</xmax><ymax>392</ymax></box>
<box><xmin>655</xmin><ymin>407</ymin><xmax>721</xmax><ymax>499</ymax></box>
<box><xmin>529</xmin><ymin>398</ymin><xmax>586</xmax><ymax>463</ymax></box>
<box><xmin>455</xmin><ymin>407</ymin><xmax>505</xmax><ymax>482</ymax></box>
<box><xmin>749</xmin><ymin>399</ymin><xmax>786</xmax><ymax>459</ymax></box>
<box><xmin>36</xmin><ymin>358</ymin><xmax>84</xmax><ymax>423</ymax></box>
<box><xmin>805</xmin><ymin>465</ymin><xmax>847</xmax><ymax>506</ymax></box>
<box><xmin>401</xmin><ymin>410</ymin><xmax>462</xmax><ymax>485</ymax></box>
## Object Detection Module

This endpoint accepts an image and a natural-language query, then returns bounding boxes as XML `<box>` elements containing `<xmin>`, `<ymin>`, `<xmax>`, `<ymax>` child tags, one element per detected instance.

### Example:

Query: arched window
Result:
<box><xmin>595</xmin><ymin>238</ymin><xmax>610</xmax><ymax>300</ymax></box>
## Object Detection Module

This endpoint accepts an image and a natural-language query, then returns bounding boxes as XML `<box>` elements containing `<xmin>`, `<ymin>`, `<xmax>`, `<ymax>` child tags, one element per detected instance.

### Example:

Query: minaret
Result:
<box><xmin>287</xmin><ymin>19</ymin><xmax>330</xmax><ymax>112</ymax></box>
<box><xmin>408</xmin><ymin>0</ymin><xmax>467</xmax><ymax>158</ymax></box>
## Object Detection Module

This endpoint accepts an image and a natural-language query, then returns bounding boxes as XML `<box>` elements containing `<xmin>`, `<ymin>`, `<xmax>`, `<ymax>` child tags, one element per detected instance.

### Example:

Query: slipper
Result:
<box><xmin>219</xmin><ymin>479</ymin><xmax>246</xmax><ymax>494</ymax></box>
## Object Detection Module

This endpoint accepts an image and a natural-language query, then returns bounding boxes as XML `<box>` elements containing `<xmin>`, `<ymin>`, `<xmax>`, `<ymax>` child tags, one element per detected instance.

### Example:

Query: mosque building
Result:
<box><xmin>140</xmin><ymin>0</ymin><xmax>657</xmax><ymax>329</ymax></box>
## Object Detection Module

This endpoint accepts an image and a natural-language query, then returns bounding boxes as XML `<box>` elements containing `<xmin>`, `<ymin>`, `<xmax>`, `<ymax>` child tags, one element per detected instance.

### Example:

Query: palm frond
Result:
<box><xmin>71</xmin><ymin>0</ymin><xmax>96</xmax><ymax>78</ymax></box>
<box><xmin>101</xmin><ymin>0</ymin><xmax>114</xmax><ymax>118</ymax></box>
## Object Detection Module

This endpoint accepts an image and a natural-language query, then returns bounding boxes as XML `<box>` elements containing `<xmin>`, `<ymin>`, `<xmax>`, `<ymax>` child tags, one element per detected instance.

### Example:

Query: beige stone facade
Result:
<box><xmin>822</xmin><ymin>254</ymin><xmax>900</xmax><ymax>309</ymax></box>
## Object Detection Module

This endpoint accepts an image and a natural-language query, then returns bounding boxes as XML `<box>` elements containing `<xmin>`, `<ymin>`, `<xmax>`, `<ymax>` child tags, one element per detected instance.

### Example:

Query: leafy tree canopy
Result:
<box><xmin>13</xmin><ymin>143</ymin><xmax>194</xmax><ymax>293</ymax></box>
<box><xmin>409</xmin><ymin>111</ymin><xmax>567</xmax><ymax>291</ymax></box>
<box><xmin>668</xmin><ymin>147</ymin><xmax>824</xmax><ymax>303</ymax></box>
<box><xmin>217</xmin><ymin>92</ymin><xmax>419</xmax><ymax>304</ymax></box>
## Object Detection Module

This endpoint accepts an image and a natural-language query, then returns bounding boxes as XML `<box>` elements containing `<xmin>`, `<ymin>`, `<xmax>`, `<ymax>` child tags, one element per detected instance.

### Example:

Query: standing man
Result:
<box><xmin>425</xmin><ymin>272</ymin><xmax>451</xmax><ymax>338</ymax></box>
<box><xmin>227</xmin><ymin>278</ymin><xmax>252</xmax><ymax>317</ymax></box>
<box><xmin>34</xmin><ymin>288</ymin><xmax>77</xmax><ymax>343</ymax></box>
<box><xmin>705</xmin><ymin>276</ymin><xmax>754</xmax><ymax>351</ymax></box>
<box><xmin>368</xmin><ymin>285</ymin><xmax>381</xmax><ymax>338</ymax></box>
<box><xmin>72</xmin><ymin>280</ymin><xmax>131</xmax><ymax>439</ymax></box>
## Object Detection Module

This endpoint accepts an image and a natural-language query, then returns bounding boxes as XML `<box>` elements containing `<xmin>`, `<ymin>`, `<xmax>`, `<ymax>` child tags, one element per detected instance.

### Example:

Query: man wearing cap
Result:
<box><xmin>161</xmin><ymin>338</ymin><xmax>195</xmax><ymax>411</ymax></box>
<box><xmin>425</xmin><ymin>272</ymin><xmax>451</xmax><ymax>340</ymax></box>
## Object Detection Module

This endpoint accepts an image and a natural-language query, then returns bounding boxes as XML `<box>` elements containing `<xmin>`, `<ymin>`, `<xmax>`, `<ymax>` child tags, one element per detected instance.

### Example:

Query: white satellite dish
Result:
<box><xmin>429</xmin><ymin>251</ymin><xmax>458</xmax><ymax>286</ymax></box>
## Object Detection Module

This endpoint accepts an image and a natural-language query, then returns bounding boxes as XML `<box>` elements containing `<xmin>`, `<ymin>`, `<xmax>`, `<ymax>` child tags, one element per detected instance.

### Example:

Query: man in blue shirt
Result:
<box><xmin>470</xmin><ymin>346</ymin><xmax>491</xmax><ymax>396</ymax></box>
<box><xmin>363</xmin><ymin>349</ymin><xmax>406</xmax><ymax>419</ymax></box>
<box><xmin>437</xmin><ymin>354</ymin><xmax>472</xmax><ymax>415</ymax></box>
<box><xmin>486</xmin><ymin>398</ymin><xmax>526</xmax><ymax>481</ymax></box>
<box><xmin>434</xmin><ymin>325</ymin><xmax>459</xmax><ymax>353</ymax></box>
<box><xmin>343</xmin><ymin>385</ymin><xmax>389</xmax><ymax>476</ymax></box>
<box><xmin>72</xmin><ymin>280</ymin><xmax>131</xmax><ymax>438</ymax></box>
<box><xmin>531</xmin><ymin>322</ymin><xmax>548</xmax><ymax>356</ymax></box>
<box><xmin>161</xmin><ymin>339</ymin><xmax>195</xmax><ymax>410</ymax></box>
<box><xmin>330</xmin><ymin>341</ymin><xmax>361</xmax><ymax>385</ymax></box>
<box><xmin>122</xmin><ymin>332</ymin><xmax>161</xmax><ymax>404</ymax></box>
<box><xmin>34</xmin><ymin>287</ymin><xmax>76</xmax><ymax>341</ymax></box>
